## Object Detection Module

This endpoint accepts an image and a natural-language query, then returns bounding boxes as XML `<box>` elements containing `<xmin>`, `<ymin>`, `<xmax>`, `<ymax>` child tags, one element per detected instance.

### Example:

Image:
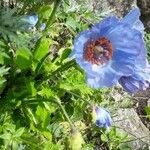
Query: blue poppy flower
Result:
<box><xmin>70</xmin><ymin>8</ymin><xmax>147</xmax><ymax>89</ymax></box>
<box><xmin>94</xmin><ymin>107</ymin><xmax>112</xmax><ymax>128</ymax></box>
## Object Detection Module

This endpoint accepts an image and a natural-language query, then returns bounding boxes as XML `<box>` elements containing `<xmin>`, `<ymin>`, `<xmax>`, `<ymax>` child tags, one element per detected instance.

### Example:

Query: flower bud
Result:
<box><xmin>40</xmin><ymin>23</ymin><xmax>46</xmax><ymax>31</ymax></box>
<box><xmin>93</xmin><ymin>106</ymin><xmax>112</xmax><ymax>128</ymax></box>
<box><xmin>69</xmin><ymin>129</ymin><xmax>84</xmax><ymax>150</ymax></box>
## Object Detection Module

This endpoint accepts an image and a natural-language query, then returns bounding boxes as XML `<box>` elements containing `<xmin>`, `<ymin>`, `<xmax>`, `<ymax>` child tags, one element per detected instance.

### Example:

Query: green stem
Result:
<box><xmin>26</xmin><ymin>97</ymin><xmax>75</xmax><ymax>128</ymax></box>
<box><xmin>55</xmin><ymin>97</ymin><xmax>75</xmax><ymax>127</ymax></box>
<box><xmin>45</xmin><ymin>59</ymin><xmax>76</xmax><ymax>80</ymax></box>
<box><xmin>35</xmin><ymin>51</ymin><xmax>51</xmax><ymax>74</ymax></box>
<box><xmin>43</xmin><ymin>0</ymin><xmax>62</xmax><ymax>36</ymax></box>
<box><xmin>67</xmin><ymin>90</ymin><xmax>93</xmax><ymax>106</ymax></box>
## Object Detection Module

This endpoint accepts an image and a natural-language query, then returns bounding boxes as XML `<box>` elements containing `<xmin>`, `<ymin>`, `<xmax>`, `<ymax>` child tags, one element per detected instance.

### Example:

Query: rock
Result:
<box><xmin>113</xmin><ymin>108</ymin><xmax>150</xmax><ymax>150</ymax></box>
<box><xmin>148</xmin><ymin>99</ymin><xmax>150</xmax><ymax>107</ymax></box>
<box><xmin>83</xmin><ymin>0</ymin><xmax>150</xmax><ymax>31</ymax></box>
<box><xmin>84</xmin><ymin>0</ymin><xmax>137</xmax><ymax>17</ymax></box>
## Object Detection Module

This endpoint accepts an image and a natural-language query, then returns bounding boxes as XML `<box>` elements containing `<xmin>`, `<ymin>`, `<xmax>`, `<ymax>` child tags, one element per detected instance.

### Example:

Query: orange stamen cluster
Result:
<box><xmin>83</xmin><ymin>37</ymin><xmax>113</xmax><ymax>65</ymax></box>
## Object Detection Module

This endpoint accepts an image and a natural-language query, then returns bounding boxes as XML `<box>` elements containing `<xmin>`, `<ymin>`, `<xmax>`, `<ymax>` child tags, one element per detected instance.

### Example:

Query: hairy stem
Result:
<box><xmin>43</xmin><ymin>0</ymin><xmax>62</xmax><ymax>36</ymax></box>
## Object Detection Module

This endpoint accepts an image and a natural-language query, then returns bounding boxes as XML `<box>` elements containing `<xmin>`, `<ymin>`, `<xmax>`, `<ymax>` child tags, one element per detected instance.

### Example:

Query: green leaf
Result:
<box><xmin>0</xmin><ymin>133</ymin><xmax>11</xmax><ymax>140</ymax></box>
<box><xmin>38</xmin><ymin>5</ymin><xmax>53</xmax><ymax>20</ymax></box>
<box><xmin>119</xmin><ymin>144</ymin><xmax>132</xmax><ymax>150</ymax></box>
<box><xmin>59</xmin><ymin>48</ymin><xmax>72</xmax><ymax>62</ymax></box>
<box><xmin>0</xmin><ymin>66</ymin><xmax>9</xmax><ymax>76</ymax></box>
<box><xmin>33</xmin><ymin>38</ymin><xmax>51</xmax><ymax>61</ymax></box>
<box><xmin>14</xmin><ymin>128</ymin><xmax>25</xmax><ymax>138</ymax></box>
<box><xmin>15</xmin><ymin>48</ymin><xmax>32</xmax><ymax>70</ymax></box>
<box><xmin>26</xmin><ymin>81</ymin><xmax>37</xmax><ymax>96</ymax></box>
<box><xmin>145</xmin><ymin>106</ymin><xmax>150</xmax><ymax>120</ymax></box>
<box><xmin>35</xmin><ymin>105</ymin><xmax>50</xmax><ymax>129</ymax></box>
<box><xmin>66</xmin><ymin>16</ymin><xmax>79</xmax><ymax>30</ymax></box>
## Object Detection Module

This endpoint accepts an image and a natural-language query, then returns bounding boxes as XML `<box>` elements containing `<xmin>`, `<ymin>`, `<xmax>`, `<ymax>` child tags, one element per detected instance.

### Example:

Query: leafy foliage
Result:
<box><xmin>0</xmin><ymin>0</ymin><xmax>149</xmax><ymax>150</ymax></box>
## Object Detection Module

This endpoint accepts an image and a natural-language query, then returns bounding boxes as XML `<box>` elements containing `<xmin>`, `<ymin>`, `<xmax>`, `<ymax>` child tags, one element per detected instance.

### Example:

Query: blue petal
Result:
<box><xmin>122</xmin><ymin>8</ymin><xmax>144</xmax><ymax>33</ymax></box>
<box><xmin>40</xmin><ymin>23</ymin><xmax>46</xmax><ymax>31</ymax></box>
<box><xmin>122</xmin><ymin>8</ymin><xmax>140</xmax><ymax>26</ymax></box>
<box><xmin>95</xmin><ymin>107</ymin><xmax>112</xmax><ymax>128</ymax></box>
<box><xmin>119</xmin><ymin>76</ymin><xmax>149</xmax><ymax>93</ymax></box>
<box><xmin>91</xmin><ymin>16</ymin><xmax>119</xmax><ymax>37</ymax></box>
<box><xmin>107</xmin><ymin>24</ymin><xmax>142</xmax><ymax>56</ymax></box>
<box><xmin>132</xmin><ymin>64</ymin><xmax>150</xmax><ymax>81</ymax></box>
<box><xmin>106</xmin><ymin>23</ymin><xmax>146</xmax><ymax>75</ymax></box>
<box><xmin>111</xmin><ymin>51</ymin><xmax>135</xmax><ymax>75</ymax></box>
<box><xmin>134</xmin><ymin>44</ymin><xmax>147</xmax><ymax>68</ymax></box>
<box><xmin>119</xmin><ymin>65</ymin><xmax>150</xmax><ymax>93</ymax></box>
<box><xmin>25</xmin><ymin>15</ymin><xmax>38</xmax><ymax>26</ymax></box>
<box><xmin>86</xmin><ymin>67</ymin><xmax>121</xmax><ymax>88</ymax></box>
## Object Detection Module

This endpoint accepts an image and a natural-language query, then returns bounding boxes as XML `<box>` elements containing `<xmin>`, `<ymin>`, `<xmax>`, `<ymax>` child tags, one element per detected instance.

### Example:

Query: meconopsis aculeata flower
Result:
<box><xmin>70</xmin><ymin>8</ymin><xmax>150</xmax><ymax>93</ymax></box>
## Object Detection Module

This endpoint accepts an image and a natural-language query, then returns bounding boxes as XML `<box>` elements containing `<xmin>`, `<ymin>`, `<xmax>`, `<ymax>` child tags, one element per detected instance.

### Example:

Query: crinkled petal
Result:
<box><xmin>106</xmin><ymin>23</ymin><xmax>145</xmax><ymax>75</ymax></box>
<box><xmin>70</xmin><ymin>8</ymin><xmax>148</xmax><ymax>90</ymax></box>
<box><xmin>119</xmin><ymin>65</ymin><xmax>150</xmax><ymax>93</ymax></box>
<box><xmin>86</xmin><ymin>67</ymin><xmax>121</xmax><ymax>88</ymax></box>
<box><xmin>107</xmin><ymin>24</ymin><xmax>142</xmax><ymax>56</ymax></box>
<box><xmin>91</xmin><ymin>16</ymin><xmax>119</xmax><ymax>36</ymax></box>
<box><xmin>119</xmin><ymin>76</ymin><xmax>149</xmax><ymax>93</ymax></box>
<box><xmin>133</xmin><ymin>64</ymin><xmax>150</xmax><ymax>81</ymax></box>
<box><xmin>122</xmin><ymin>8</ymin><xmax>140</xmax><ymax>24</ymax></box>
<box><xmin>122</xmin><ymin>8</ymin><xmax>144</xmax><ymax>33</ymax></box>
<box><xmin>134</xmin><ymin>43</ymin><xmax>147</xmax><ymax>68</ymax></box>
<box><xmin>111</xmin><ymin>51</ymin><xmax>136</xmax><ymax>75</ymax></box>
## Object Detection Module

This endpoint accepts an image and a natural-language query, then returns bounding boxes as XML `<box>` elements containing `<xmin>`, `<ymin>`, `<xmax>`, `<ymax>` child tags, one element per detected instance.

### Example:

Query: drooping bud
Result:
<box><xmin>92</xmin><ymin>106</ymin><xmax>112</xmax><ymax>128</ymax></box>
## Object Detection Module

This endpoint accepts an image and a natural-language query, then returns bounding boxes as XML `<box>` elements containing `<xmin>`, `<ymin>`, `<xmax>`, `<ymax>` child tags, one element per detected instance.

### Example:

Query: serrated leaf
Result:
<box><xmin>14</xmin><ymin>128</ymin><xmax>25</xmax><ymax>138</ymax></box>
<box><xmin>0</xmin><ymin>133</ymin><xmax>11</xmax><ymax>140</ymax></box>
<box><xmin>35</xmin><ymin>106</ymin><xmax>50</xmax><ymax>129</ymax></box>
<box><xmin>0</xmin><ymin>66</ymin><xmax>9</xmax><ymax>76</ymax></box>
<box><xmin>38</xmin><ymin>5</ymin><xmax>52</xmax><ymax>20</ymax></box>
<box><xmin>66</xmin><ymin>16</ymin><xmax>79</xmax><ymax>30</ymax></box>
<box><xmin>38</xmin><ymin>87</ymin><xmax>55</xmax><ymax>98</ymax></box>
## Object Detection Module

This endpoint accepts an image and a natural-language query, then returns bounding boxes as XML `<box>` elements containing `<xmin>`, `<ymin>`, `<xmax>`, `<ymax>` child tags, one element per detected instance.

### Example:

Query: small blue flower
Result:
<box><xmin>70</xmin><ymin>8</ymin><xmax>148</xmax><ymax>89</ymax></box>
<box><xmin>95</xmin><ymin>107</ymin><xmax>112</xmax><ymax>128</ymax></box>
<box><xmin>22</xmin><ymin>15</ymin><xmax>38</xmax><ymax>28</ymax></box>
<box><xmin>40</xmin><ymin>23</ymin><xmax>46</xmax><ymax>31</ymax></box>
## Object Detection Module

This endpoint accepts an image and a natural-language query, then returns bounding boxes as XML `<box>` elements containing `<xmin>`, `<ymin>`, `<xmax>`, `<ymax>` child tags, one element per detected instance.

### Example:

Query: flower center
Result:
<box><xmin>83</xmin><ymin>37</ymin><xmax>113</xmax><ymax>65</ymax></box>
